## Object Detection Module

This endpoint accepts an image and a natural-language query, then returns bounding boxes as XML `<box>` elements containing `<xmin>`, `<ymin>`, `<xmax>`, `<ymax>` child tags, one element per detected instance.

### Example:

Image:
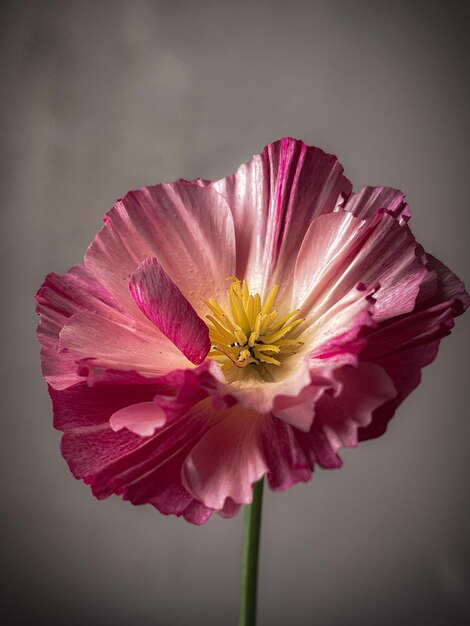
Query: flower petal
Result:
<box><xmin>291</xmin><ymin>211</ymin><xmax>365</xmax><ymax>313</ymax></box>
<box><xmin>182</xmin><ymin>407</ymin><xmax>268</xmax><ymax>509</ymax></box>
<box><xmin>129</xmin><ymin>257</ymin><xmax>210</xmax><ymax>365</ymax></box>
<box><xmin>294</xmin><ymin>362</ymin><xmax>396</xmax><ymax>468</ymax></box>
<box><xmin>258</xmin><ymin>364</ymin><xmax>394</xmax><ymax>492</ymax></box>
<box><xmin>345</xmin><ymin>186</ymin><xmax>410</xmax><ymax>223</ymax></box>
<box><xmin>210</xmin><ymin>137</ymin><xmax>352</xmax><ymax>296</ymax></box>
<box><xmin>360</xmin><ymin>254</ymin><xmax>469</xmax><ymax>440</ymax></box>
<box><xmin>109</xmin><ymin>401</ymin><xmax>167</xmax><ymax>437</ymax></box>
<box><xmin>50</xmin><ymin>379</ymin><xmax>167</xmax><ymax>476</ymax></box>
<box><xmin>59</xmin><ymin>311</ymin><xmax>188</xmax><ymax>376</ymax></box>
<box><xmin>99</xmin><ymin>399</ymin><xmax>218</xmax><ymax>522</ymax></box>
<box><xmin>51</xmin><ymin>381</ymin><xmax>218</xmax><ymax>524</ymax></box>
<box><xmin>271</xmin><ymin>384</ymin><xmax>326</xmax><ymax>432</ymax></box>
<box><xmin>293</xmin><ymin>210</ymin><xmax>427</xmax><ymax>322</ymax></box>
<box><xmin>36</xmin><ymin>265</ymin><xmax>128</xmax><ymax>389</ymax></box>
<box><xmin>258</xmin><ymin>416</ymin><xmax>312</xmax><ymax>491</ymax></box>
<box><xmin>307</xmin><ymin>284</ymin><xmax>376</xmax><ymax>362</ymax></box>
<box><xmin>85</xmin><ymin>182</ymin><xmax>236</xmax><ymax>319</ymax></box>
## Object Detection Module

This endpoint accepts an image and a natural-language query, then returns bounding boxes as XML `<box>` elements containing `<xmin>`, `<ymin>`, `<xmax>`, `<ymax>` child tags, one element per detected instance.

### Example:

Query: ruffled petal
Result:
<box><xmin>109</xmin><ymin>401</ymin><xmax>166</xmax><ymax>437</ymax></box>
<box><xmin>129</xmin><ymin>257</ymin><xmax>210</xmax><ymax>365</ymax></box>
<box><xmin>85</xmin><ymin>182</ymin><xmax>236</xmax><ymax>319</ymax></box>
<box><xmin>264</xmin><ymin>287</ymin><xmax>376</xmax><ymax>432</ymax></box>
<box><xmin>51</xmin><ymin>381</ymin><xmax>219</xmax><ymax>524</ymax></box>
<box><xmin>210</xmin><ymin>137</ymin><xmax>352</xmax><ymax>297</ymax></box>
<box><xmin>267</xmin><ymin>286</ymin><xmax>376</xmax><ymax>430</ymax></box>
<box><xmin>293</xmin><ymin>210</ymin><xmax>427</xmax><ymax>323</ymax></box>
<box><xmin>271</xmin><ymin>384</ymin><xmax>326</xmax><ymax>432</ymax></box>
<box><xmin>422</xmin><ymin>255</ymin><xmax>469</xmax><ymax>314</ymax></box>
<box><xmin>259</xmin><ymin>363</ymin><xmax>394</xmax><ymax>491</ymax></box>
<box><xmin>292</xmin><ymin>211</ymin><xmax>366</xmax><ymax>313</ymax></box>
<box><xmin>36</xmin><ymin>265</ymin><xmax>128</xmax><ymax>389</ymax></box>
<box><xmin>106</xmin><ymin>403</ymin><xmax>216</xmax><ymax>513</ymax></box>
<box><xmin>344</xmin><ymin>186</ymin><xmax>410</xmax><ymax>223</ymax></box>
<box><xmin>182</xmin><ymin>407</ymin><xmax>268</xmax><ymax>509</ymax></box>
<box><xmin>59</xmin><ymin>312</ymin><xmax>188</xmax><ymax>376</ymax></box>
<box><xmin>293</xmin><ymin>362</ymin><xmax>396</xmax><ymax>468</ymax></box>
<box><xmin>359</xmin><ymin>254</ymin><xmax>468</xmax><ymax>440</ymax></box>
<box><xmin>220</xmin><ymin>360</ymin><xmax>313</xmax><ymax>416</ymax></box>
<box><xmin>305</xmin><ymin>281</ymin><xmax>377</xmax><ymax>358</ymax></box>
<box><xmin>50</xmin><ymin>379</ymin><xmax>167</xmax><ymax>475</ymax></box>
<box><xmin>259</xmin><ymin>416</ymin><xmax>312</xmax><ymax>491</ymax></box>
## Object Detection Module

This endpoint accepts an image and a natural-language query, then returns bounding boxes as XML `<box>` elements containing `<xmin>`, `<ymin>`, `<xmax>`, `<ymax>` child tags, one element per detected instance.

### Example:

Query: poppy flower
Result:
<box><xmin>36</xmin><ymin>138</ymin><xmax>468</xmax><ymax>524</ymax></box>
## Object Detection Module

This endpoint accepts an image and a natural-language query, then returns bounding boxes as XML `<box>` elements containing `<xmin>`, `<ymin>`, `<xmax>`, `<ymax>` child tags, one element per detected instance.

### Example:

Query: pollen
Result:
<box><xmin>205</xmin><ymin>278</ymin><xmax>304</xmax><ymax>371</ymax></box>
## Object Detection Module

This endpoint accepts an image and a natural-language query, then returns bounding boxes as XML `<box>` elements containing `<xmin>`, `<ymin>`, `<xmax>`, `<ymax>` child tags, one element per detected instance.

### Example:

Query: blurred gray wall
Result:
<box><xmin>1</xmin><ymin>1</ymin><xmax>469</xmax><ymax>625</ymax></box>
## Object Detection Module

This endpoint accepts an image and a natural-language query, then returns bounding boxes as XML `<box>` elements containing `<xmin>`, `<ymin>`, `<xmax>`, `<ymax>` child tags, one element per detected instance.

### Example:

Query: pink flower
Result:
<box><xmin>36</xmin><ymin>138</ymin><xmax>468</xmax><ymax>524</ymax></box>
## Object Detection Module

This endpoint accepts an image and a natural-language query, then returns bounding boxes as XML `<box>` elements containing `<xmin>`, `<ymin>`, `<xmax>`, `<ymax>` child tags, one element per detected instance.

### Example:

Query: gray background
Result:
<box><xmin>1</xmin><ymin>1</ymin><xmax>469</xmax><ymax>625</ymax></box>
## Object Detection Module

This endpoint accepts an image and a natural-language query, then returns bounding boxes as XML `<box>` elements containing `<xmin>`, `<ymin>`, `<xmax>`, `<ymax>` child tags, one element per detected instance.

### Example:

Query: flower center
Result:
<box><xmin>205</xmin><ymin>278</ymin><xmax>304</xmax><ymax>372</ymax></box>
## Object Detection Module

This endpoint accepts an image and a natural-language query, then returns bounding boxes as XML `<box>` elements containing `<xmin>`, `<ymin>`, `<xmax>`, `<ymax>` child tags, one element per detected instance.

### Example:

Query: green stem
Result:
<box><xmin>238</xmin><ymin>478</ymin><xmax>264</xmax><ymax>626</ymax></box>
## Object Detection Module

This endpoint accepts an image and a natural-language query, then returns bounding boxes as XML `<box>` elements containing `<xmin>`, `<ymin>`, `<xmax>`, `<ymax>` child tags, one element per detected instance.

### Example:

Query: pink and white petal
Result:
<box><xmin>294</xmin><ymin>362</ymin><xmax>396</xmax><ymax>468</ymax></box>
<box><xmin>258</xmin><ymin>416</ymin><xmax>313</xmax><ymax>492</ymax></box>
<box><xmin>339</xmin><ymin>213</ymin><xmax>427</xmax><ymax>321</ymax></box>
<box><xmin>59</xmin><ymin>312</ymin><xmax>188</xmax><ymax>376</ymax></box>
<box><xmin>344</xmin><ymin>186</ymin><xmax>410</xmax><ymax>223</ymax></box>
<box><xmin>293</xmin><ymin>210</ymin><xmax>427</xmax><ymax>323</ymax></box>
<box><xmin>360</xmin><ymin>259</ymin><xmax>468</xmax><ymax>440</ymax></box>
<box><xmin>317</xmin><ymin>363</ymin><xmax>396</xmax><ymax>445</ymax></box>
<box><xmin>178</xmin><ymin>500</ymin><xmax>215</xmax><ymax>525</ymax></box>
<box><xmin>420</xmin><ymin>254</ymin><xmax>469</xmax><ymax>313</ymax></box>
<box><xmin>221</xmin><ymin>359</ymin><xmax>313</xmax><ymax>416</ymax></box>
<box><xmin>38</xmin><ymin>345</ymin><xmax>82</xmax><ymax>391</ymax></box>
<box><xmin>109</xmin><ymin>401</ymin><xmax>167</xmax><ymax>437</ymax></box>
<box><xmin>182</xmin><ymin>407</ymin><xmax>268</xmax><ymax>509</ymax></box>
<box><xmin>52</xmin><ymin>382</ymin><xmax>218</xmax><ymax>523</ymax></box>
<box><xmin>292</xmin><ymin>211</ymin><xmax>367</xmax><ymax>313</ymax></box>
<box><xmin>272</xmin><ymin>383</ymin><xmax>326</xmax><ymax>432</ymax></box>
<box><xmin>85</xmin><ymin>182</ymin><xmax>235</xmax><ymax>320</ymax></box>
<box><xmin>359</xmin><ymin>341</ymin><xmax>440</xmax><ymax>441</ymax></box>
<box><xmin>36</xmin><ymin>264</ymin><xmax>129</xmax><ymax>389</ymax></box>
<box><xmin>50</xmin><ymin>379</ymin><xmax>168</xmax><ymax>473</ymax></box>
<box><xmin>217</xmin><ymin>497</ymin><xmax>242</xmax><ymax>519</ymax></box>
<box><xmin>210</xmin><ymin>137</ymin><xmax>352</xmax><ymax>297</ymax></box>
<box><xmin>363</xmin><ymin>256</ymin><xmax>468</xmax><ymax>364</ymax></box>
<box><xmin>129</xmin><ymin>257</ymin><xmax>210</xmax><ymax>365</ymax></box>
<box><xmin>101</xmin><ymin>400</ymin><xmax>219</xmax><ymax>518</ymax></box>
<box><xmin>303</xmin><ymin>276</ymin><xmax>377</xmax><ymax>357</ymax></box>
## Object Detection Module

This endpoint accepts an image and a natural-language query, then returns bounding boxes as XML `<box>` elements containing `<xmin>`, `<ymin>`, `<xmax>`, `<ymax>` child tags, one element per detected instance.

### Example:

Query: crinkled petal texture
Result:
<box><xmin>36</xmin><ymin>138</ymin><xmax>468</xmax><ymax>524</ymax></box>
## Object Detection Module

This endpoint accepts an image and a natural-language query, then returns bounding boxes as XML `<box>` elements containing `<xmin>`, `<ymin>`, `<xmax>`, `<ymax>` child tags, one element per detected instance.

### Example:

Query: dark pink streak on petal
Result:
<box><xmin>49</xmin><ymin>379</ymin><xmax>167</xmax><ymax>478</ymax></box>
<box><xmin>129</xmin><ymin>257</ymin><xmax>210</xmax><ymax>365</ymax></box>
<box><xmin>259</xmin><ymin>416</ymin><xmax>312</xmax><ymax>492</ymax></box>
<box><xmin>210</xmin><ymin>137</ymin><xmax>352</xmax><ymax>296</ymax></box>
<box><xmin>293</xmin><ymin>210</ymin><xmax>427</xmax><ymax>323</ymax></box>
<box><xmin>345</xmin><ymin>186</ymin><xmax>410</xmax><ymax>223</ymax></box>
<box><xmin>359</xmin><ymin>254</ymin><xmax>469</xmax><ymax>440</ymax></box>
<box><xmin>50</xmin><ymin>381</ymin><xmax>219</xmax><ymax>524</ymax></box>
<box><xmin>85</xmin><ymin>182</ymin><xmax>235</xmax><ymax>320</ymax></box>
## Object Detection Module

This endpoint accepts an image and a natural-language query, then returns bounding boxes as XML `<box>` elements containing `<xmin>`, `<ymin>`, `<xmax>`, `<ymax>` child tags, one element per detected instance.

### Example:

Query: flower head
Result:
<box><xmin>36</xmin><ymin>138</ymin><xmax>468</xmax><ymax>524</ymax></box>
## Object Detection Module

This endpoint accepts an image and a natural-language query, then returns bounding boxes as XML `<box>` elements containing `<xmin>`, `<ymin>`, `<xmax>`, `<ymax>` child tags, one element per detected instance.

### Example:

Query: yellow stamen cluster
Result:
<box><xmin>205</xmin><ymin>278</ymin><xmax>304</xmax><ymax>371</ymax></box>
